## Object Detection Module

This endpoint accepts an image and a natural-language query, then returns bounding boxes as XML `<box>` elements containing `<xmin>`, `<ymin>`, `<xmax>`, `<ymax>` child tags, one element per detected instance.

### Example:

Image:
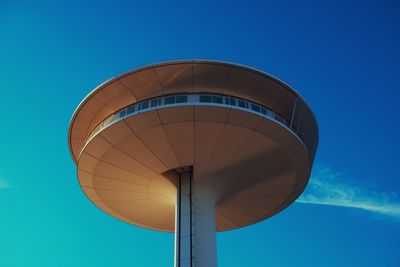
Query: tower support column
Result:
<box><xmin>174</xmin><ymin>169</ymin><xmax>217</xmax><ymax>267</ymax></box>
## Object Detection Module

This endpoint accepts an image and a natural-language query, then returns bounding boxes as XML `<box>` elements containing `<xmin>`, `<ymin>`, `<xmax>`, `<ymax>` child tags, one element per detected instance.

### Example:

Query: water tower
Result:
<box><xmin>68</xmin><ymin>60</ymin><xmax>318</xmax><ymax>267</ymax></box>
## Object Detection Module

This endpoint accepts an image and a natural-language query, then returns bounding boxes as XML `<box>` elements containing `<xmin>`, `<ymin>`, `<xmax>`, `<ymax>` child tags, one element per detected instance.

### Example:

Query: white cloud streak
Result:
<box><xmin>297</xmin><ymin>166</ymin><xmax>400</xmax><ymax>219</ymax></box>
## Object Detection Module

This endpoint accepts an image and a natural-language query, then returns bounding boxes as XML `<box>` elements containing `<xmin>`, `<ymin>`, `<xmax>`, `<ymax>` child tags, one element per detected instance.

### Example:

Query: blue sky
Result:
<box><xmin>0</xmin><ymin>1</ymin><xmax>399</xmax><ymax>266</ymax></box>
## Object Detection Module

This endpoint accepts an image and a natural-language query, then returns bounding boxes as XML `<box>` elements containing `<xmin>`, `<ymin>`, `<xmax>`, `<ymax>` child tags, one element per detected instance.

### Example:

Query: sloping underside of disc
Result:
<box><xmin>77</xmin><ymin>106</ymin><xmax>310</xmax><ymax>232</ymax></box>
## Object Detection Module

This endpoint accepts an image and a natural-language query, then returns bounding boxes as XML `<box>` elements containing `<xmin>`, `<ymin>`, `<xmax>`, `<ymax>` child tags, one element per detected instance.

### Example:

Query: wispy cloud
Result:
<box><xmin>0</xmin><ymin>176</ymin><xmax>11</xmax><ymax>189</ymax></box>
<box><xmin>297</xmin><ymin>166</ymin><xmax>400</xmax><ymax>219</ymax></box>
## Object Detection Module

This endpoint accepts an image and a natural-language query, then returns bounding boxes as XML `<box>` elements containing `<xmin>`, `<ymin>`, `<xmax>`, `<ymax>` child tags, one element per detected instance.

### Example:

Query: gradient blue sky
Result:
<box><xmin>1</xmin><ymin>1</ymin><xmax>399</xmax><ymax>266</ymax></box>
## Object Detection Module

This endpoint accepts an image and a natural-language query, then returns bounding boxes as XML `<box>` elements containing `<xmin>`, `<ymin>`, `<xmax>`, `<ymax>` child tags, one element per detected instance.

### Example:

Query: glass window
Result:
<box><xmin>164</xmin><ymin>96</ymin><xmax>175</xmax><ymax>105</ymax></box>
<box><xmin>251</xmin><ymin>104</ymin><xmax>260</xmax><ymax>112</ymax></box>
<box><xmin>127</xmin><ymin>105</ymin><xmax>136</xmax><ymax>114</ymax></box>
<box><xmin>150</xmin><ymin>99</ymin><xmax>158</xmax><ymax>107</ymax></box>
<box><xmin>200</xmin><ymin>95</ymin><xmax>212</xmax><ymax>103</ymax></box>
<box><xmin>229</xmin><ymin>98</ymin><xmax>236</xmax><ymax>106</ymax></box>
<box><xmin>103</xmin><ymin>115</ymin><xmax>114</xmax><ymax>126</ymax></box>
<box><xmin>237</xmin><ymin>99</ymin><xmax>246</xmax><ymax>108</ymax></box>
<box><xmin>118</xmin><ymin>109</ymin><xmax>126</xmax><ymax>118</ymax></box>
<box><xmin>212</xmin><ymin>96</ymin><xmax>223</xmax><ymax>104</ymax></box>
<box><xmin>141</xmin><ymin>101</ymin><xmax>149</xmax><ymax>110</ymax></box>
<box><xmin>176</xmin><ymin>95</ymin><xmax>188</xmax><ymax>103</ymax></box>
<box><xmin>260</xmin><ymin>107</ymin><xmax>268</xmax><ymax>115</ymax></box>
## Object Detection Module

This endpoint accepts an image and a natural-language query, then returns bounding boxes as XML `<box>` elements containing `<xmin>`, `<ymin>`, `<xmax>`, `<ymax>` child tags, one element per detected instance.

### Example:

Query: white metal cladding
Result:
<box><xmin>84</xmin><ymin>93</ymin><xmax>317</xmax><ymax>161</ymax></box>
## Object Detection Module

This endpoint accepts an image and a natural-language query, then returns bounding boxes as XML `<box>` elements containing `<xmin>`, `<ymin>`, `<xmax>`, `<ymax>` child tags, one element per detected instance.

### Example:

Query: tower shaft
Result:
<box><xmin>175</xmin><ymin>170</ymin><xmax>217</xmax><ymax>267</ymax></box>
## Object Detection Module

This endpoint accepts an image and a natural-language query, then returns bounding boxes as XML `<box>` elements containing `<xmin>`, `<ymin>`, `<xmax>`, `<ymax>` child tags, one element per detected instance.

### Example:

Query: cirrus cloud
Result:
<box><xmin>297</xmin><ymin>166</ymin><xmax>400</xmax><ymax>219</ymax></box>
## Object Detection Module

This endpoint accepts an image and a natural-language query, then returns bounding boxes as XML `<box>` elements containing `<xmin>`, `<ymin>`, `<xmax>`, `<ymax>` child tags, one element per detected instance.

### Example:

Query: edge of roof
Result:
<box><xmin>68</xmin><ymin>59</ymin><xmax>319</xmax><ymax>164</ymax></box>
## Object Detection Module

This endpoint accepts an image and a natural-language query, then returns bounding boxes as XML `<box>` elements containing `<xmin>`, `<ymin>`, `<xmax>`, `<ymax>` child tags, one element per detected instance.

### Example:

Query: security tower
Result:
<box><xmin>68</xmin><ymin>60</ymin><xmax>318</xmax><ymax>267</ymax></box>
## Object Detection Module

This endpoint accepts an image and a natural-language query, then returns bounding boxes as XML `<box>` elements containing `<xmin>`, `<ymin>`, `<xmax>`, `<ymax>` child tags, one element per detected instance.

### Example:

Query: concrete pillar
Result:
<box><xmin>192</xmin><ymin>197</ymin><xmax>217</xmax><ymax>267</ymax></box>
<box><xmin>175</xmin><ymin>169</ymin><xmax>217</xmax><ymax>267</ymax></box>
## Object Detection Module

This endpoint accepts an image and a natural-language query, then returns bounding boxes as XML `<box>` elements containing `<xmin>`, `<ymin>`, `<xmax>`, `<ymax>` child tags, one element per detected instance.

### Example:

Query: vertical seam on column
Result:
<box><xmin>189</xmin><ymin>170</ymin><xmax>193</xmax><ymax>267</ymax></box>
<box><xmin>178</xmin><ymin>173</ymin><xmax>181</xmax><ymax>267</ymax></box>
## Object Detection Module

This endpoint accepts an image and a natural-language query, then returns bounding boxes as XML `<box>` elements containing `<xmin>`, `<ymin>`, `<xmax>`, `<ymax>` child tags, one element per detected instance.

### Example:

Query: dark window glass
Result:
<box><xmin>119</xmin><ymin>109</ymin><xmax>126</xmax><ymax>118</ymax></box>
<box><xmin>251</xmin><ymin>104</ymin><xmax>260</xmax><ymax>112</ymax></box>
<box><xmin>141</xmin><ymin>101</ymin><xmax>149</xmax><ymax>110</ymax></box>
<box><xmin>238</xmin><ymin>100</ymin><xmax>246</xmax><ymax>108</ymax></box>
<box><xmin>200</xmin><ymin>95</ymin><xmax>212</xmax><ymax>102</ymax></box>
<box><xmin>229</xmin><ymin>98</ymin><xmax>236</xmax><ymax>106</ymax></box>
<box><xmin>127</xmin><ymin>105</ymin><xmax>136</xmax><ymax>114</ymax></box>
<box><xmin>150</xmin><ymin>99</ymin><xmax>158</xmax><ymax>107</ymax></box>
<box><xmin>164</xmin><ymin>96</ymin><xmax>175</xmax><ymax>105</ymax></box>
<box><xmin>260</xmin><ymin>107</ymin><xmax>268</xmax><ymax>115</ymax></box>
<box><xmin>176</xmin><ymin>95</ymin><xmax>188</xmax><ymax>103</ymax></box>
<box><xmin>212</xmin><ymin>96</ymin><xmax>223</xmax><ymax>104</ymax></box>
<box><xmin>225</xmin><ymin>97</ymin><xmax>230</xmax><ymax>105</ymax></box>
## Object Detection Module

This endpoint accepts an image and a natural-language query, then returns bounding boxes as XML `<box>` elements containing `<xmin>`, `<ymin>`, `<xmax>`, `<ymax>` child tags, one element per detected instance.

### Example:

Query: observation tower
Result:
<box><xmin>68</xmin><ymin>60</ymin><xmax>318</xmax><ymax>267</ymax></box>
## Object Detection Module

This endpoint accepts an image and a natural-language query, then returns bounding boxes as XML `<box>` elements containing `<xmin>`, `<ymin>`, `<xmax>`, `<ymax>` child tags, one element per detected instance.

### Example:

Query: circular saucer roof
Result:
<box><xmin>68</xmin><ymin>60</ymin><xmax>318</xmax><ymax>164</ymax></box>
<box><xmin>68</xmin><ymin>60</ymin><xmax>318</xmax><ymax>232</ymax></box>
